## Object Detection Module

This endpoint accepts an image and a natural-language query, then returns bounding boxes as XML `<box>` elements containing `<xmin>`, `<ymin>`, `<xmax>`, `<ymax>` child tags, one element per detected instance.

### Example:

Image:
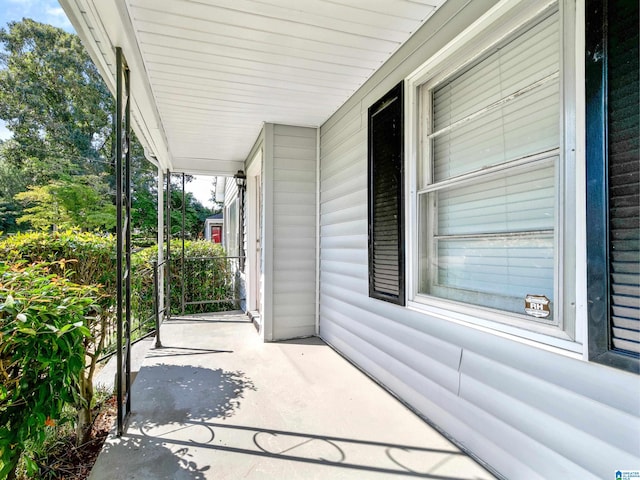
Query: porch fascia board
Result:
<box><xmin>169</xmin><ymin>158</ymin><xmax>246</xmax><ymax>177</ymax></box>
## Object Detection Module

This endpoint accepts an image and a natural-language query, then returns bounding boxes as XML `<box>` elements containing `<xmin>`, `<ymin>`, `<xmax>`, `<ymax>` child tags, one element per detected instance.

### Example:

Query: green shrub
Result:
<box><xmin>0</xmin><ymin>262</ymin><xmax>97</xmax><ymax>480</ymax></box>
<box><xmin>0</xmin><ymin>231</ymin><xmax>116</xmax><ymax>445</ymax></box>
<box><xmin>0</xmin><ymin>230</ymin><xmax>116</xmax><ymax>293</ymax></box>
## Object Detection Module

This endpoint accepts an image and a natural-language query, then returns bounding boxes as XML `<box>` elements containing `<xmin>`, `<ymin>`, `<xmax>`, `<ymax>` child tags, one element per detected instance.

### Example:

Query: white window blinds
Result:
<box><xmin>419</xmin><ymin>10</ymin><xmax>561</xmax><ymax>319</ymax></box>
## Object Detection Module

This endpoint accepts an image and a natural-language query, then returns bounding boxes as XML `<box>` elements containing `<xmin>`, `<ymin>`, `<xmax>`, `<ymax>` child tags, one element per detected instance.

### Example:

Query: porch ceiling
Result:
<box><xmin>60</xmin><ymin>0</ymin><xmax>445</xmax><ymax>174</ymax></box>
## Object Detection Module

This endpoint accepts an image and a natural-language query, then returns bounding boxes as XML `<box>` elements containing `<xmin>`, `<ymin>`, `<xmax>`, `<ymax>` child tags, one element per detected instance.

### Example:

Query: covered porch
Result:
<box><xmin>89</xmin><ymin>312</ymin><xmax>495</xmax><ymax>479</ymax></box>
<box><xmin>58</xmin><ymin>0</ymin><xmax>640</xmax><ymax>477</ymax></box>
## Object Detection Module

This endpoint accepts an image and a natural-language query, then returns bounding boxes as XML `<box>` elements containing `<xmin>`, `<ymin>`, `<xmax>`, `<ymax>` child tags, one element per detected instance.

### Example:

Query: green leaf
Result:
<box><xmin>57</xmin><ymin>323</ymin><xmax>72</xmax><ymax>335</ymax></box>
<box><xmin>18</xmin><ymin>327</ymin><xmax>37</xmax><ymax>335</ymax></box>
<box><xmin>3</xmin><ymin>295</ymin><xmax>14</xmax><ymax>308</ymax></box>
<box><xmin>77</xmin><ymin>325</ymin><xmax>91</xmax><ymax>337</ymax></box>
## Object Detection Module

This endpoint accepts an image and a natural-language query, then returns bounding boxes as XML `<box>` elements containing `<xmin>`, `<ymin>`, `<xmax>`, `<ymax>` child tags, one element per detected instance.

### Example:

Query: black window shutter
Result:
<box><xmin>586</xmin><ymin>0</ymin><xmax>639</xmax><ymax>372</ymax></box>
<box><xmin>607</xmin><ymin>0</ymin><xmax>640</xmax><ymax>355</ymax></box>
<box><xmin>368</xmin><ymin>82</ymin><xmax>405</xmax><ymax>305</ymax></box>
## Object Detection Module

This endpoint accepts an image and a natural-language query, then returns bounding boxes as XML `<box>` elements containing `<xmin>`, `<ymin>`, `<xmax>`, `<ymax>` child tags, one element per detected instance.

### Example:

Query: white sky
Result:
<box><xmin>186</xmin><ymin>175</ymin><xmax>216</xmax><ymax>209</ymax></box>
<box><xmin>0</xmin><ymin>121</ymin><xmax>10</xmax><ymax>140</ymax></box>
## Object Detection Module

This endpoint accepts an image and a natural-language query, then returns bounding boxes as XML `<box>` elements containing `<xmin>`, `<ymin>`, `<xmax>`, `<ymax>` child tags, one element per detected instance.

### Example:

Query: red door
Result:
<box><xmin>211</xmin><ymin>226</ymin><xmax>222</xmax><ymax>243</ymax></box>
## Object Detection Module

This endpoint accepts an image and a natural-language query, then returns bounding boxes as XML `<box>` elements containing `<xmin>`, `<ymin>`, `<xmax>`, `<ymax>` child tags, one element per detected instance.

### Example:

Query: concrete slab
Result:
<box><xmin>90</xmin><ymin>313</ymin><xmax>496</xmax><ymax>480</ymax></box>
<box><xmin>93</xmin><ymin>337</ymin><xmax>155</xmax><ymax>393</ymax></box>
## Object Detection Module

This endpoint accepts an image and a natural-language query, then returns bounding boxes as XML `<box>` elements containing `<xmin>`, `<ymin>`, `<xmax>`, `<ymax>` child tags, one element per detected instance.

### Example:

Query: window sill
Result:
<box><xmin>407</xmin><ymin>296</ymin><xmax>584</xmax><ymax>357</ymax></box>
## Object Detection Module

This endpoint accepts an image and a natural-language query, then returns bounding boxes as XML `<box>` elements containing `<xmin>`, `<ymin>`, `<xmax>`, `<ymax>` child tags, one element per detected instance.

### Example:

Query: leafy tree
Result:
<box><xmin>13</xmin><ymin>175</ymin><xmax>116</xmax><ymax>231</ymax></box>
<box><xmin>0</xmin><ymin>19</ymin><xmax>112</xmax><ymax>179</ymax></box>
<box><xmin>0</xmin><ymin>19</ymin><xmax>160</xmax><ymax>237</ymax></box>
<box><xmin>13</xmin><ymin>184</ymin><xmax>66</xmax><ymax>231</ymax></box>
<box><xmin>168</xmin><ymin>188</ymin><xmax>217</xmax><ymax>239</ymax></box>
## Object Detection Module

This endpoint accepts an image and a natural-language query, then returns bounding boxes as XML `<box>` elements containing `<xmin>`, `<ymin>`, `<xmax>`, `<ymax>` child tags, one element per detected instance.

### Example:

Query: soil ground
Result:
<box><xmin>35</xmin><ymin>396</ymin><xmax>116</xmax><ymax>480</ymax></box>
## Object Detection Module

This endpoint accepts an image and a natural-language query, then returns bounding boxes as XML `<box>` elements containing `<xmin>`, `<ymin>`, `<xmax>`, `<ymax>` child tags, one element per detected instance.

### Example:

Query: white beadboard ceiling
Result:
<box><xmin>60</xmin><ymin>0</ymin><xmax>446</xmax><ymax>174</ymax></box>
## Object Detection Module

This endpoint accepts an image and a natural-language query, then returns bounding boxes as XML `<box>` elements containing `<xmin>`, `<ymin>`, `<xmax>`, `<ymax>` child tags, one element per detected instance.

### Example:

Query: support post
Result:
<box><xmin>181</xmin><ymin>173</ymin><xmax>186</xmax><ymax>315</ymax></box>
<box><xmin>166</xmin><ymin>169</ymin><xmax>171</xmax><ymax>321</ymax></box>
<box><xmin>152</xmin><ymin>259</ymin><xmax>162</xmax><ymax>348</ymax></box>
<box><xmin>115</xmin><ymin>47</ymin><xmax>132</xmax><ymax>437</ymax></box>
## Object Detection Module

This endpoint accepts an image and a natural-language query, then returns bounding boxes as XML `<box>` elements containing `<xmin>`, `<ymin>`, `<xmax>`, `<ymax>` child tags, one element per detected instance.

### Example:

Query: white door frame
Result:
<box><xmin>246</xmin><ymin>149</ymin><xmax>263</xmax><ymax>322</ymax></box>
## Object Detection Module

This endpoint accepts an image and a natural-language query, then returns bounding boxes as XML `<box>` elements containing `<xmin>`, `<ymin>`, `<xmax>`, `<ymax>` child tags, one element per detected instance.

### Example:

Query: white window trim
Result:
<box><xmin>404</xmin><ymin>0</ymin><xmax>581</xmax><ymax>353</ymax></box>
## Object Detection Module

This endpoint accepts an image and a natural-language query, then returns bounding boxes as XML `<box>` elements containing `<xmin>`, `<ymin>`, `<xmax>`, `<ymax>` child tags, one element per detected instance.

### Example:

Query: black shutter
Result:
<box><xmin>608</xmin><ymin>0</ymin><xmax>640</xmax><ymax>355</ymax></box>
<box><xmin>586</xmin><ymin>0</ymin><xmax>639</xmax><ymax>372</ymax></box>
<box><xmin>368</xmin><ymin>82</ymin><xmax>405</xmax><ymax>305</ymax></box>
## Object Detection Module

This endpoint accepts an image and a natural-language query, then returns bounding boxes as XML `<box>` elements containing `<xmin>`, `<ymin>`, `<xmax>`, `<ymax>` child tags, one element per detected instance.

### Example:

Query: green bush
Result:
<box><xmin>0</xmin><ymin>262</ymin><xmax>97</xmax><ymax>480</ymax></box>
<box><xmin>0</xmin><ymin>234</ymin><xmax>239</xmax><ymax>479</ymax></box>
<box><xmin>0</xmin><ymin>231</ymin><xmax>115</xmax><ymax>445</ymax></box>
<box><xmin>0</xmin><ymin>230</ymin><xmax>116</xmax><ymax>293</ymax></box>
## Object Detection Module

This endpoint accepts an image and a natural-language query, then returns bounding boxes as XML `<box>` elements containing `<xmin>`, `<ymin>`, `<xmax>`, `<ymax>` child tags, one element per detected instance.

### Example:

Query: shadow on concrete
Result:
<box><xmin>166</xmin><ymin>319</ymin><xmax>251</xmax><ymax>325</ymax></box>
<box><xmin>146</xmin><ymin>346</ymin><xmax>234</xmax><ymax>358</ymax></box>
<box><xmin>276</xmin><ymin>337</ymin><xmax>325</xmax><ymax>347</ymax></box>
<box><xmin>96</xmin><ymin>435</ymin><xmax>210</xmax><ymax>480</ymax></box>
<box><xmin>134</xmin><ymin>363</ymin><xmax>256</xmax><ymax>424</ymax></box>
<box><xmin>91</xmin><ymin>364</ymin><xmax>256</xmax><ymax>480</ymax></box>
<box><xmin>132</xmin><ymin>421</ymin><xmax>475</xmax><ymax>479</ymax></box>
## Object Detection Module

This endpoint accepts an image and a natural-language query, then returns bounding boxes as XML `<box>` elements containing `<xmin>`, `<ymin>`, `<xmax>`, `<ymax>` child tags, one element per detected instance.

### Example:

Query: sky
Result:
<box><xmin>0</xmin><ymin>0</ymin><xmax>73</xmax><ymax>32</ymax></box>
<box><xmin>0</xmin><ymin>0</ymin><xmax>216</xmax><ymax>208</ymax></box>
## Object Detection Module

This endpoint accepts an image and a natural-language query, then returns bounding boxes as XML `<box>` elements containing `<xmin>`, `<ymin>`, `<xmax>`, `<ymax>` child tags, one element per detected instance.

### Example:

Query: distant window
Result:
<box><xmin>368</xmin><ymin>82</ymin><xmax>405</xmax><ymax>305</ymax></box>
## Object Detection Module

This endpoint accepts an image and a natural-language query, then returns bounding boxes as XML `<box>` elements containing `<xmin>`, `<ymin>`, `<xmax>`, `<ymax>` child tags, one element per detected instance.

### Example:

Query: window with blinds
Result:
<box><xmin>418</xmin><ymin>9</ymin><xmax>560</xmax><ymax>320</ymax></box>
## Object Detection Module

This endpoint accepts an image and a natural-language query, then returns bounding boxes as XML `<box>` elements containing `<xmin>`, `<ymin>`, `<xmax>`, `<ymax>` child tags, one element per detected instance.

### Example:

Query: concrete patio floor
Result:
<box><xmin>89</xmin><ymin>312</ymin><xmax>497</xmax><ymax>480</ymax></box>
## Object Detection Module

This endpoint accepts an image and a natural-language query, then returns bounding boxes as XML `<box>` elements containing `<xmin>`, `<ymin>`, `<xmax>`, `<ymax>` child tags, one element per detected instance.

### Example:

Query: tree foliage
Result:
<box><xmin>168</xmin><ymin>187</ymin><xmax>216</xmax><ymax>239</ymax></box>
<box><xmin>0</xmin><ymin>19</ymin><xmax>112</xmax><ymax>180</ymax></box>
<box><xmin>0</xmin><ymin>19</ymin><xmax>199</xmax><ymax>238</ymax></box>
<box><xmin>14</xmin><ymin>175</ymin><xmax>116</xmax><ymax>231</ymax></box>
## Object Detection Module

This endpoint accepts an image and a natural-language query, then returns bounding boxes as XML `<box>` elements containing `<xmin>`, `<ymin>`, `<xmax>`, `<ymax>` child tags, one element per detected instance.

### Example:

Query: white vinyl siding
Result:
<box><xmin>418</xmin><ymin>8</ymin><xmax>561</xmax><ymax>320</ymax></box>
<box><xmin>270</xmin><ymin>124</ymin><xmax>317</xmax><ymax>340</ymax></box>
<box><xmin>319</xmin><ymin>0</ymin><xmax>640</xmax><ymax>478</ymax></box>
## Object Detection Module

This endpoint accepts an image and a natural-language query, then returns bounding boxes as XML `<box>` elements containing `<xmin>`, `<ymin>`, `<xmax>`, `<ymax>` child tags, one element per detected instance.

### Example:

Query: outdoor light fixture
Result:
<box><xmin>234</xmin><ymin>170</ymin><xmax>247</xmax><ymax>190</ymax></box>
<box><xmin>233</xmin><ymin>169</ymin><xmax>247</xmax><ymax>271</ymax></box>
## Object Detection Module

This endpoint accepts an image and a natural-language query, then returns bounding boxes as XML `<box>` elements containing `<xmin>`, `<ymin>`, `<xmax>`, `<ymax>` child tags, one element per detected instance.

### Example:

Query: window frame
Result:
<box><xmin>225</xmin><ymin>197</ymin><xmax>239</xmax><ymax>257</ymax></box>
<box><xmin>405</xmin><ymin>0</ymin><xmax>579</xmax><ymax>350</ymax></box>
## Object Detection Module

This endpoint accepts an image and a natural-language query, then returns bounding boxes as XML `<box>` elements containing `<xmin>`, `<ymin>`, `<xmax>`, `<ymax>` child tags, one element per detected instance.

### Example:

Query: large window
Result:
<box><xmin>412</xmin><ymin>3</ymin><xmax>574</xmax><ymax>336</ymax></box>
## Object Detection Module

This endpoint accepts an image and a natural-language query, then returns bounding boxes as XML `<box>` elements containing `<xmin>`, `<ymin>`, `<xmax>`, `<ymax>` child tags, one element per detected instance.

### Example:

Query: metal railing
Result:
<box><xmin>98</xmin><ymin>255</ymin><xmax>244</xmax><ymax>360</ymax></box>
<box><xmin>99</xmin><ymin>259</ymin><xmax>164</xmax><ymax>360</ymax></box>
<box><xmin>176</xmin><ymin>255</ymin><xmax>244</xmax><ymax>315</ymax></box>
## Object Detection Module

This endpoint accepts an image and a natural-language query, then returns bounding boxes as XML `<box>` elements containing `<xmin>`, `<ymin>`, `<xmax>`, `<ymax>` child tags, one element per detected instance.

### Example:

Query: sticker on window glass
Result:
<box><xmin>524</xmin><ymin>295</ymin><xmax>551</xmax><ymax>318</ymax></box>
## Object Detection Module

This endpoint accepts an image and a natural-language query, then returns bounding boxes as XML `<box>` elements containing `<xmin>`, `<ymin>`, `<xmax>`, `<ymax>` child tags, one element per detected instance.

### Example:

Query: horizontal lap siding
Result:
<box><xmin>272</xmin><ymin>124</ymin><xmax>317</xmax><ymax>339</ymax></box>
<box><xmin>318</xmin><ymin>0</ymin><xmax>640</xmax><ymax>477</ymax></box>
